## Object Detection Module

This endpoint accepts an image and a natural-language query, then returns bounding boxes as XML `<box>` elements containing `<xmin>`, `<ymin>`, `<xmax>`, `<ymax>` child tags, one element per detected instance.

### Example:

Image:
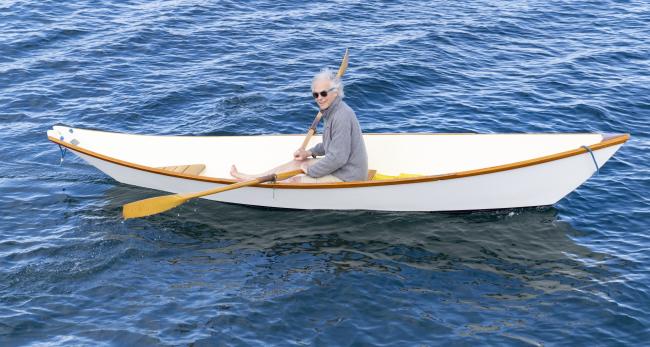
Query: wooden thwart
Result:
<box><xmin>157</xmin><ymin>164</ymin><xmax>206</xmax><ymax>176</ymax></box>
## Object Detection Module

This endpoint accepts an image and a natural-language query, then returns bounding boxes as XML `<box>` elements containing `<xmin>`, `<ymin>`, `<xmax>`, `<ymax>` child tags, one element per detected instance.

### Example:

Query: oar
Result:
<box><xmin>122</xmin><ymin>169</ymin><xmax>304</xmax><ymax>219</ymax></box>
<box><xmin>298</xmin><ymin>48</ymin><xmax>350</xmax><ymax>151</ymax></box>
<box><xmin>123</xmin><ymin>51</ymin><xmax>347</xmax><ymax>219</ymax></box>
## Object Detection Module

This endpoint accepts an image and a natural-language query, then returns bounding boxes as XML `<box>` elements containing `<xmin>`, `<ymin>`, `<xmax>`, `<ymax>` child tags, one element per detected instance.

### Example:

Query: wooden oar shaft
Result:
<box><xmin>122</xmin><ymin>169</ymin><xmax>305</xmax><ymax>219</ymax></box>
<box><xmin>183</xmin><ymin>169</ymin><xmax>304</xmax><ymax>200</ymax></box>
<box><xmin>300</xmin><ymin>127</ymin><xmax>318</xmax><ymax>150</ymax></box>
<box><xmin>183</xmin><ymin>179</ymin><xmax>262</xmax><ymax>200</ymax></box>
<box><xmin>274</xmin><ymin>168</ymin><xmax>305</xmax><ymax>181</ymax></box>
<box><xmin>299</xmin><ymin>48</ymin><xmax>349</xmax><ymax>151</ymax></box>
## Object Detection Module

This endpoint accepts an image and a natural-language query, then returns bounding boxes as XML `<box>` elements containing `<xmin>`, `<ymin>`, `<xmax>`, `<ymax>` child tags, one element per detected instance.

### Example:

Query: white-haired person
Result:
<box><xmin>230</xmin><ymin>68</ymin><xmax>368</xmax><ymax>183</ymax></box>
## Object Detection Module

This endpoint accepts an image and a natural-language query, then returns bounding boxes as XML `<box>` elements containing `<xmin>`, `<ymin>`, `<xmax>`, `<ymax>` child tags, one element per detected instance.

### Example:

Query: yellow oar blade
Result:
<box><xmin>122</xmin><ymin>194</ymin><xmax>188</xmax><ymax>220</ymax></box>
<box><xmin>337</xmin><ymin>48</ymin><xmax>349</xmax><ymax>78</ymax></box>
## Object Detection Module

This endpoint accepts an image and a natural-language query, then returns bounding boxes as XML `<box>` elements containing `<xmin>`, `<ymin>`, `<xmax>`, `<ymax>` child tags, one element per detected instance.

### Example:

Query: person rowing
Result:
<box><xmin>230</xmin><ymin>68</ymin><xmax>368</xmax><ymax>183</ymax></box>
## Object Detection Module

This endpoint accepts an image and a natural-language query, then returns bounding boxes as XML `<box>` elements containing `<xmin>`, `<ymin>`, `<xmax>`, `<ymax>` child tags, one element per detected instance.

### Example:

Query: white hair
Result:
<box><xmin>312</xmin><ymin>68</ymin><xmax>344</xmax><ymax>98</ymax></box>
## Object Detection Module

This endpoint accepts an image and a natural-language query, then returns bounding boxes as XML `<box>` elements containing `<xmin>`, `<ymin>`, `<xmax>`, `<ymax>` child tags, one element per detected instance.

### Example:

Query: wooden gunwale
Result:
<box><xmin>47</xmin><ymin>133</ymin><xmax>630</xmax><ymax>190</ymax></box>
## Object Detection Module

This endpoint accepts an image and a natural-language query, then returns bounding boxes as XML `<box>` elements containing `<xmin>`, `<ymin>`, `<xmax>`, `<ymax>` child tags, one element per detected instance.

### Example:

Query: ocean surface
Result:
<box><xmin>1</xmin><ymin>1</ymin><xmax>649</xmax><ymax>345</ymax></box>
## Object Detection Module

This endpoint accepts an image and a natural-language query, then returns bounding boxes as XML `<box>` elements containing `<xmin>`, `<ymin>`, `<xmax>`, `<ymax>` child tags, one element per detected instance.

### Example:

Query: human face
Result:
<box><xmin>312</xmin><ymin>79</ymin><xmax>337</xmax><ymax>110</ymax></box>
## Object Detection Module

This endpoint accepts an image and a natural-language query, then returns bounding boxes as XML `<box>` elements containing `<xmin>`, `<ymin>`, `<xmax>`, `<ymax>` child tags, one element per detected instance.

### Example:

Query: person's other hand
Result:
<box><xmin>293</xmin><ymin>148</ymin><xmax>311</xmax><ymax>161</ymax></box>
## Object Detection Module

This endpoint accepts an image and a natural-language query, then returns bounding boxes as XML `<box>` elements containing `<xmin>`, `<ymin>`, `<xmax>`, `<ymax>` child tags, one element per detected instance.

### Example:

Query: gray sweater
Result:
<box><xmin>307</xmin><ymin>97</ymin><xmax>368</xmax><ymax>182</ymax></box>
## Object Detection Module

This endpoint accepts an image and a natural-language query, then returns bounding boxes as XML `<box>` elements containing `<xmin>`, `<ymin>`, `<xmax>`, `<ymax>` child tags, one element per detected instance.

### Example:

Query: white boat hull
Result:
<box><xmin>49</xmin><ymin>126</ymin><xmax>628</xmax><ymax>212</ymax></box>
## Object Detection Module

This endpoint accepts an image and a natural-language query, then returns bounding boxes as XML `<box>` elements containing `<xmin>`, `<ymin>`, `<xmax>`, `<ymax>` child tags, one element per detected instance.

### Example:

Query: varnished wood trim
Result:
<box><xmin>48</xmin><ymin>133</ymin><xmax>630</xmax><ymax>189</ymax></box>
<box><xmin>53</xmin><ymin>124</ymin><xmax>612</xmax><ymax>138</ymax></box>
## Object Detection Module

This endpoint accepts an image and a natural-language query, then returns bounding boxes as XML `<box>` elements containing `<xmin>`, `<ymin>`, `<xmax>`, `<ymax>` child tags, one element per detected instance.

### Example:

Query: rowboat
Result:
<box><xmin>47</xmin><ymin>125</ymin><xmax>629</xmax><ymax>212</ymax></box>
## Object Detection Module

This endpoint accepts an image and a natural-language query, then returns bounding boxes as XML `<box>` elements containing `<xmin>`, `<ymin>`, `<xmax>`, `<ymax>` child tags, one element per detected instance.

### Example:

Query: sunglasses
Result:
<box><xmin>312</xmin><ymin>87</ymin><xmax>336</xmax><ymax>99</ymax></box>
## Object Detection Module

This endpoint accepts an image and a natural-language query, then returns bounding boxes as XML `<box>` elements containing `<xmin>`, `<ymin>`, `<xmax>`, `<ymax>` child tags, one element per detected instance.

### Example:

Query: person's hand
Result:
<box><xmin>300</xmin><ymin>161</ymin><xmax>310</xmax><ymax>174</ymax></box>
<box><xmin>293</xmin><ymin>148</ymin><xmax>311</xmax><ymax>161</ymax></box>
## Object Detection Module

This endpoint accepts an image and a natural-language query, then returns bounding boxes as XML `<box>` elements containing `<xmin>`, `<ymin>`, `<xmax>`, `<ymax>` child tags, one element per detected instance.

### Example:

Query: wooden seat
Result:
<box><xmin>157</xmin><ymin>164</ymin><xmax>206</xmax><ymax>176</ymax></box>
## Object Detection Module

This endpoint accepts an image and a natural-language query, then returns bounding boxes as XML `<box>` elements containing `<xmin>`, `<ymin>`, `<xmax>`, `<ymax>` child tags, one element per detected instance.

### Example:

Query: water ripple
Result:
<box><xmin>0</xmin><ymin>0</ymin><xmax>649</xmax><ymax>345</ymax></box>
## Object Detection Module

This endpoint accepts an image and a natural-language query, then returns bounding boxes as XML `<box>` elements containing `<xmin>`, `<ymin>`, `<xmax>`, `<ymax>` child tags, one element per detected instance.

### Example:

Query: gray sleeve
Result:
<box><xmin>308</xmin><ymin>142</ymin><xmax>325</xmax><ymax>157</ymax></box>
<box><xmin>307</xmin><ymin>116</ymin><xmax>352</xmax><ymax>177</ymax></box>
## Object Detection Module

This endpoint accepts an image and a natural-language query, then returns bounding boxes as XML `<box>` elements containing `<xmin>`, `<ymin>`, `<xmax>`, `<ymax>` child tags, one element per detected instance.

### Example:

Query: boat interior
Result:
<box><xmin>49</xmin><ymin>126</ymin><xmax>608</xmax><ymax>180</ymax></box>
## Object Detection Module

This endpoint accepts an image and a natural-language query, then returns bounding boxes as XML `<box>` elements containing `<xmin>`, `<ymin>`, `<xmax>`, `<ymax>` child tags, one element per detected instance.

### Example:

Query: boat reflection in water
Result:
<box><xmin>104</xmin><ymin>184</ymin><xmax>611</xmax><ymax>296</ymax></box>
<box><xmin>91</xmin><ymin>184</ymin><xmax>626</xmax><ymax>343</ymax></box>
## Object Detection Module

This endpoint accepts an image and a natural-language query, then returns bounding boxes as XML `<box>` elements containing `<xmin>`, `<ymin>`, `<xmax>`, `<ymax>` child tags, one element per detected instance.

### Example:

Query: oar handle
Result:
<box><xmin>273</xmin><ymin>169</ymin><xmax>305</xmax><ymax>181</ymax></box>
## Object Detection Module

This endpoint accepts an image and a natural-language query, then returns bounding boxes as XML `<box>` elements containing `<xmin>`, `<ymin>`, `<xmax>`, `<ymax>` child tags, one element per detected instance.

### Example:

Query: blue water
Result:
<box><xmin>1</xmin><ymin>1</ymin><xmax>649</xmax><ymax>345</ymax></box>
